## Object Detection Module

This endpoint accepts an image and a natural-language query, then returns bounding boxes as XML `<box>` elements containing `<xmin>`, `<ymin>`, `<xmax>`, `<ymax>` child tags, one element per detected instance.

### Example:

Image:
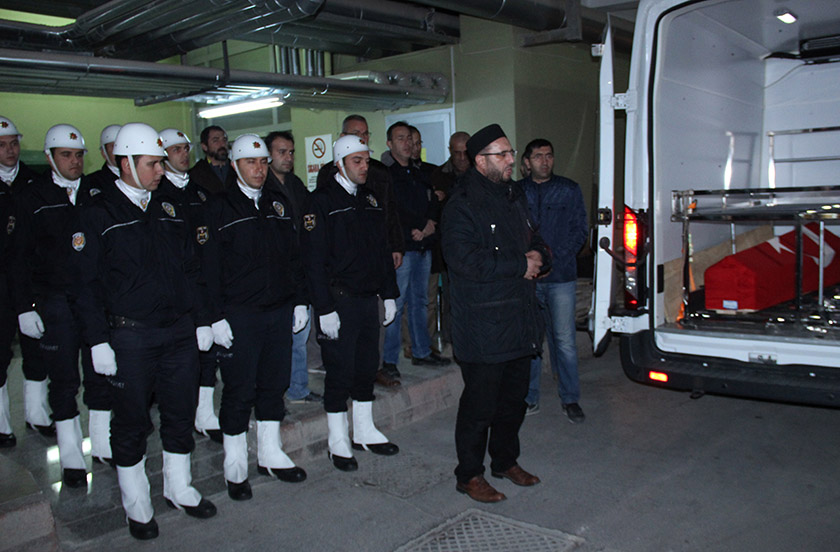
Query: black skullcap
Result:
<box><xmin>466</xmin><ymin>124</ymin><xmax>506</xmax><ymax>159</ymax></box>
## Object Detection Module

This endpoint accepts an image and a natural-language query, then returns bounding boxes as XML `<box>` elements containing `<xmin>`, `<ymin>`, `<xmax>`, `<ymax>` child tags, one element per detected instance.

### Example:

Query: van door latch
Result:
<box><xmin>611</xmin><ymin>91</ymin><xmax>637</xmax><ymax>111</ymax></box>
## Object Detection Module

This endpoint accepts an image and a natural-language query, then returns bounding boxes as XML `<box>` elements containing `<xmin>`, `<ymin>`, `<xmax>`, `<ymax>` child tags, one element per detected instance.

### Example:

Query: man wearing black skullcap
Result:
<box><xmin>441</xmin><ymin>124</ymin><xmax>551</xmax><ymax>503</ymax></box>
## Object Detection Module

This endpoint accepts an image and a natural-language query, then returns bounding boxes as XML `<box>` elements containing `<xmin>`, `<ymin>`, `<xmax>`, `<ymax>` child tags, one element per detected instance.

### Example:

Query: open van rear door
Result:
<box><xmin>590</xmin><ymin>22</ymin><xmax>616</xmax><ymax>356</ymax></box>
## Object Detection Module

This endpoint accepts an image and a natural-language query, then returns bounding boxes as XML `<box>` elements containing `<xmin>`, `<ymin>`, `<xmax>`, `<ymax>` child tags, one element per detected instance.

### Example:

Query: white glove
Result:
<box><xmin>292</xmin><ymin>305</ymin><xmax>309</xmax><ymax>334</ymax></box>
<box><xmin>18</xmin><ymin>311</ymin><xmax>44</xmax><ymax>339</ymax></box>
<box><xmin>91</xmin><ymin>343</ymin><xmax>118</xmax><ymax>376</ymax></box>
<box><xmin>212</xmin><ymin>319</ymin><xmax>234</xmax><ymax>349</ymax></box>
<box><xmin>382</xmin><ymin>299</ymin><xmax>397</xmax><ymax>327</ymax></box>
<box><xmin>196</xmin><ymin>326</ymin><xmax>213</xmax><ymax>352</ymax></box>
<box><xmin>319</xmin><ymin>311</ymin><xmax>340</xmax><ymax>340</ymax></box>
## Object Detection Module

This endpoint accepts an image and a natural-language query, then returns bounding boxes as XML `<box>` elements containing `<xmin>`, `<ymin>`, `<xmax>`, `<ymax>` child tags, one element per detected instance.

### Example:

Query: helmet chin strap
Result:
<box><xmin>128</xmin><ymin>155</ymin><xmax>142</xmax><ymax>190</ymax></box>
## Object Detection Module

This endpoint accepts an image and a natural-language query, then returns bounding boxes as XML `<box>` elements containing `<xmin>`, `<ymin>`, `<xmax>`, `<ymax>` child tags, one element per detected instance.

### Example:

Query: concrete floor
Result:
<box><xmin>2</xmin><ymin>331</ymin><xmax>839</xmax><ymax>552</ymax></box>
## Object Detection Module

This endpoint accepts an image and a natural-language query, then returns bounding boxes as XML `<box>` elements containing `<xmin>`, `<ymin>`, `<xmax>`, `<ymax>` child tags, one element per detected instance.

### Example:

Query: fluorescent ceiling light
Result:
<box><xmin>774</xmin><ymin>8</ymin><xmax>797</xmax><ymax>24</ymax></box>
<box><xmin>198</xmin><ymin>97</ymin><xmax>284</xmax><ymax>119</ymax></box>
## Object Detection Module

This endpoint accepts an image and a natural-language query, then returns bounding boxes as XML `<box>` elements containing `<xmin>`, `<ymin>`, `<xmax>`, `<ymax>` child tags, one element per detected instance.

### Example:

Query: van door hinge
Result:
<box><xmin>611</xmin><ymin>91</ymin><xmax>636</xmax><ymax>111</ymax></box>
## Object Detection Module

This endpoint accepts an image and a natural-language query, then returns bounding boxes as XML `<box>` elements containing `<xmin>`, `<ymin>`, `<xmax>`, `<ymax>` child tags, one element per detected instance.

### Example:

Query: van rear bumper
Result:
<box><xmin>620</xmin><ymin>330</ymin><xmax>840</xmax><ymax>407</ymax></box>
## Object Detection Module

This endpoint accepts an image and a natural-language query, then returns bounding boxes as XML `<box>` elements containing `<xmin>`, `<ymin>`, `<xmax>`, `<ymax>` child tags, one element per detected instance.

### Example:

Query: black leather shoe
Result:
<box><xmin>328</xmin><ymin>451</ymin><xmax>358</xmax><ymax>471</ymax></box>
<box><xmin>257</xmin><ymin>465</ymin><xmax>307</xmax><ymax>482</ymax></box>
<box><xmin>63</xmin><ymin>468</ymin><xmax>87</xmax><ymax>488</ymax></box>
<box><xmin>166</xmin><ymin>497</ymin><xmax>217</xmax><ymax>519</ymax></box>
<box><xmin>352</xmin><ymin>442</ymin><xmax>399</xmax><ymax>456</ymax></box>
<box><xmin>128</xmin><ymin>518</ymin><xmax>158</xmax><ymax>540</ymax></box>
<box><xmin>27</xmin><ymin>422</ymin><xmax>56</xmax><ymax>437</ymax></box>
<box><xmin>227</xmin><ymin>479</ymin><xmax>252</xmax><ymax>501</ymax></box>
<box><xmin>0</xmin><ymin>432</ymin><xmax>16</xmax><ymax>448</ymax></box>
<box><xmin>128</xmin><ymin>517</ymin><xmax>159</xmax><ymax>540</ymax></box>
<box><xmin>195</xmin><ymin>427</ymin><xmax>223</xmax><ymax>443</ymax></box>
<box><xmin>411</xmin><ymin>352</ymin><xmax>451</xmax><ymax>366</ymax></box>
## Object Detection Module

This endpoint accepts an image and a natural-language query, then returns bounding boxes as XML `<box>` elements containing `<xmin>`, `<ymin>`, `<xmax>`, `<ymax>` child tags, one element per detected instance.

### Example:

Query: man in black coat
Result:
<box><xmin>188</xmin><ymin>125</ymin><xmax>237</xmax><ymax>195</ymax></box>
<box><xmin>441</xmin><ymin>124</ymin><xmax>551</xmax><ymax>504</ymax></box>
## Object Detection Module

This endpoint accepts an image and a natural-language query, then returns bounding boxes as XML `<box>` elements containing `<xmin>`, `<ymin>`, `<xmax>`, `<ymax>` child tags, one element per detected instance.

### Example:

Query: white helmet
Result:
<box><xmin>100</xmin><ymin>124</ymin><xmax>121</xmax><ymax>147</ymax></box>
<box><xmin>114</xmin><ymin>123</ymin><xmax>165</xmax><ymax>157</ymax></box>
<box><xmin>0</xmin><ymin>116</ymin><xmax>21</xmax><ymax>138</ymax></box>
<box><xmin>230</xmin><ymin>134</ymin><xmax>270</xmax><ymax>161</ymax></box>
<box><xmin>333</xmin><ymin>135</ymin><xmax>369</xmax><ymax>169</ymax></box>
<box><xmin>160</xmin><ymin>128</ymin><xmax>191</xmax><ymax>150</ymax></box>
<box><xmin>113</xmin><ymin>123</ymin><xmax>164</xmax><ymax>186</ymax></box>
<box><xmin>44</xmin><ymin>124</ymin><xmax>86</xmax><ymax>154</ymax></box>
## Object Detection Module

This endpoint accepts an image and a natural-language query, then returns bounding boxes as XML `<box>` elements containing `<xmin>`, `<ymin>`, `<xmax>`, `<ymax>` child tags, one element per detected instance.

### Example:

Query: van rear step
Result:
<box><xmin>620</xmin><ymin>330</ymin><xmax>840</xmax><ymax>407</ymax></box>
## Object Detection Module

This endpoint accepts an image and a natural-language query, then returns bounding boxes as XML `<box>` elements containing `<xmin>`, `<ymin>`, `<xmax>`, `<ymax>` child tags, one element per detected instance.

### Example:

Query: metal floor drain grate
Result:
<box><xmin>395</xmin><ymin>508</ymin><xmax>584</xmax><ymax>552</ymax></box>
<box><xmin>353</xmin><ymin>451</ymin><xmax>451</xmax><ymax>498</ymax></box>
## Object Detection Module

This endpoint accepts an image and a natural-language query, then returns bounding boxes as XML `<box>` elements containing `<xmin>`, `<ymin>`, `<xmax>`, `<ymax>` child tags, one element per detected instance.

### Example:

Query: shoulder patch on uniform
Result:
<box><xmin>161</xmin><ymin>202</ymin><xmax>176</xmax><ymax>217</ymax></box>
<box><xmin>196</xmin><ymin>226</ymin><xmax>208</xmax><ymax>245</ymax></box>
<box><xmin>303</xmin><ymin>213</ymin><xmax>316</xmax><ymax>231</ymax></box>
<box><xmin>366</xmin><ymin>194</ymin><xmax>378</xmax><ymax>208</ymax></box>
<box><xmin>6</xmin><ymin>215</ymin><xmax>14</xmax><ymax>235</ymax></box>
<box><xmin>197</xmin><ymin>190</ymin><xmax>207</xmax><ymax>202</ymax></box>
<box><xmin>72</xmin><ymin>232</ymin><xmax>85</xmax><ymax>251</ymax></box>
<box><xmin>272</xmin><ymin>201</ymin><xmax>285</xmax><ymax>217</ymax></box>
<box><xmin>89</xmin><ymin>187</ymin><xmax>101</xmax><ymax>197</ymax></box>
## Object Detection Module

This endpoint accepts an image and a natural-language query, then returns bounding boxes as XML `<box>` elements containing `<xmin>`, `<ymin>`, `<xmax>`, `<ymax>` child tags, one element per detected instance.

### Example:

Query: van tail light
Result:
<box><xmin>649</xmin><ymin>371</ymin><xmax>669</xmax><ymax>383</ymax></box>
<box><xmin>623</xmin><ymin>205</ymin><xmax>646</xmax><ymax>310</ymax></box>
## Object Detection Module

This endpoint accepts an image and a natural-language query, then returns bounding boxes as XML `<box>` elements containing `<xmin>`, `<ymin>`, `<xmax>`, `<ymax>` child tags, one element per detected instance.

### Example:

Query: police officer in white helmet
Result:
<box><xmin>87</xmin><ymin>124</ymin><xmax>121</xmax><ymax>190</ymax></box>
<box><xmin>159</xmin><ymin>128</ymin><xmax>221</xmax><ymax>443</ymax></box>
<box><xmin>0</xmin><ymin>116</ymin><xmax>49</xmax><ymax>448</ymax></box>
<box><xmin>9</xmin><ymin>124</ymin><xmax>115</xmax><ymax>487</ymax></box>
<box><xmin>302</xmin><ymin>135</ymin><xmax>400</xmax><ymax>472</ymax></box>
<box><xmin>70</xmin><ymin>122</ymin><xmax>216</xmax><ymax>539</ymax></box>
<box><xmin>201</xmin><ymin>134</ymin><xmax>308</xmax><ymax>501</ymax></box>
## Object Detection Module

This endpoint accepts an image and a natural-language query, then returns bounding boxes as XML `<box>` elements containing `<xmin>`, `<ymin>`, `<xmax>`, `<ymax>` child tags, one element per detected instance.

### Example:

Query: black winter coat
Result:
<box><xmin>441</xmin><ymin>168</ymin><xmax>550</xmax><ymax>364</ymax></box>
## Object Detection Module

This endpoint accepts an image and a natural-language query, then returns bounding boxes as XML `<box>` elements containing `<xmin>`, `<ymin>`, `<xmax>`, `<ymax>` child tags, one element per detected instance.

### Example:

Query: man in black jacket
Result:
<box><xmin>87</xmin><ymin>124</ymin><xmax>121</xmax><ymax>191</ymax></box>
<box><xmin>303</xmin><ymin>135</ymin><xmax>400</xmax><ymax>472</ymax></box>
<box><xmin>160</xmin><ymin>128</ymin><xmax>222</xmax><ymax>443</ymax></box>
<box><xmin>0</xmin><ymin>115</ymin><xmax>50</xmax><ymax>447</ymax></box>
<box><xmin>72</xmin><ymin>123</ymin><xmax>216</xmax><ymax>539</ymax></box>
<box><xmin>10</xmin><ymin>124</ymin><xmax>113</xmax><ymax>485</ymax></box>
<box><xmin>265</xmin><ymin>130</ymin><xmax>320</xmax><ymax>405</ymax></box>
<box><xmin>203</xmin><ymin>134</ymin><xmax>309</xmax><ymax>501</ymax></box>
<box><xmin>441</xmin><ymin>124</ymin><xmax>550</xmax><ymax>504</ymax></box>
<box><xmin>189</xmin><ymin>125</ymin><xmax>236</xmax><ymax>195</ymax></box>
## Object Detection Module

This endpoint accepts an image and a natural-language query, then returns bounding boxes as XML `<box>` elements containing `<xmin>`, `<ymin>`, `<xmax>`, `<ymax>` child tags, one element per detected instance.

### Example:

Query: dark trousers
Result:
<box><xmin>199</xmin><ymin>347</ymin><xmax>218</xmax><ymax>387</ymax></box>
<box><xmin>318</xmin><ymin>295</ymin><xmax>380</xmax><ymax>413</ymax></box>
<box><xmin>39</xmin><ymin>295</ymin><xmax>110</xmax><ymax>421</ymax></box>
<box><xmin>454</xmin><ymin>356</ymin><xmax>530</xmax><ymax>484</ymax></box>
<box><xmin>218</xmin><ymin>305</ymin><xmax>292</xmax><ymax>435</ymax></box>
<box><xmin>0</xmin><ymin>279</ymin><xmax>46</xmax><ymax>386</ymax></box>
<box><xmin>109</xmin><ymin>316</ymin><xmax>199</xmax><ymax>467</ymax></box>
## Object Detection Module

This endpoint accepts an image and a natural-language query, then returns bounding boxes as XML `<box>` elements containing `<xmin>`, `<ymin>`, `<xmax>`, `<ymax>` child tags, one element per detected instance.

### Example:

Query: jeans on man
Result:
<box><xmin>286</xmin><ymin>313</ymin><xmax>311</xmax><ymax>400</ymax></box>
<box><xmin>527</xmin><ymin>280</ymin><xmax>579</xmax><ymax>405</ymax></box>
<box><xmin>384</xmin><ymin>250</ymin><xmax>432</xmax><ymax>364</ymax></box>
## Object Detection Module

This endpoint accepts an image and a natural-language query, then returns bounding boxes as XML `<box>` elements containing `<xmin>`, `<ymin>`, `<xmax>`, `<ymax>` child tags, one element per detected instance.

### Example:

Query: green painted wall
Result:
<box><xmin>0</xmin><ymin>92</ymin><xmax>191</xmax><ymax>174</ymax></box>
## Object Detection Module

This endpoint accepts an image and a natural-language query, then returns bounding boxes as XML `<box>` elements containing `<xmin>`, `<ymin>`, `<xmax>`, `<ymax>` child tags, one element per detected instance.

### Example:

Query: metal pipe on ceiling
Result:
<box><xmin>409</xmin><ymin>0</ymin><xmax>567</xmax><ymax>32</ymax></box>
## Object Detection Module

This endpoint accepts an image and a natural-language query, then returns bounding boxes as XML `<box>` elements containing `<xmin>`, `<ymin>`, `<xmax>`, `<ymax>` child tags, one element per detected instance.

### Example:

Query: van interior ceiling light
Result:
<box><xmin>774</xmin><ymin>8</ymin><xmax>797</xmax><ymax>24</ymax></box>
<box><xmin>198</xmin><ymin>97</ymin><xmax>284</xmax><ymax>119</ymax></box>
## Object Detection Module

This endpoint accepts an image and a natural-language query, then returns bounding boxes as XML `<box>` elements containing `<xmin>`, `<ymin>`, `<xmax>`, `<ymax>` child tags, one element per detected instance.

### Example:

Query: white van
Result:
<box><xmin>591</xmin><ymin>0</ymin><xmax>840</xmax><ymax>406</ymax></box>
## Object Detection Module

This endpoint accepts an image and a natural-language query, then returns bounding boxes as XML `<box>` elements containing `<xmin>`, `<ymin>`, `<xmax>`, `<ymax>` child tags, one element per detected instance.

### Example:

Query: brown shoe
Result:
<box><xmin>375</xmin><ymin>369</ymin><xmax>401</xmax><ymax>388</ymax></box>
<box><xmin>456</xmin><ymin>475</ymin><xmax>506</xmax><ymax>503</ymax></box>
<box><xmin>491</xmin><ymin>464</ymin><xmax>541</xmax><ymax>487</ymax></box>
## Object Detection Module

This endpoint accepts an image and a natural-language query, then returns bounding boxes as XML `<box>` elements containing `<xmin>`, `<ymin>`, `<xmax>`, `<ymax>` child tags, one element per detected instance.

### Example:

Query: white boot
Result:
<box><xmin>162</xmin><ymin>451</ymin><xmax>201</xmax><ymax>507</ymax></box>
<box><xmin>194</xmin><ymin>386</ymin><xmax>221</xmax><ymax>435</ymax></box>
<box><xmin>88</xmin><ymin>410</ymin><xmax>112</xmax><ymax>462</ymax></box>
<box><xmin>326</xmin><ymin>411</ymin><xmax>358</xmax><ymax>472</ymax></box>
<box><xmin>352</xmin><ymin>400</ymin><xmax>399</xmax><ymax>455</ymax></box>
<box><xmin>223</xmin><ymin>432</ymin><xmax>248</xmax><ymax>484</ymax></box>
<box><xmin>23</xmin><ymin>379</ymin><xmax>51</xmax><ymax>428</ymax></box>
<box><xmin>56</xmin><ymin>416</ymin><xmax>87</xmax><ymax>470</ymax></box>
<box><xmin>257</xmin><ymin>421</ymin><xmax>306</xmax><ymax>482</ymax></box>
<box><xmin>257</xmin><ymin>421</ymin><xmax>295</xmax><ymax>469</ymax></box>
<box><xmin>0</xmin><ymin>382</ymin><xmax>12</xmax><ymax>435</ymax></box>
<box><xmin>117</xmin><ymin>458</ymin><xmax>154</xmax><ymax>523</ymax></box>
